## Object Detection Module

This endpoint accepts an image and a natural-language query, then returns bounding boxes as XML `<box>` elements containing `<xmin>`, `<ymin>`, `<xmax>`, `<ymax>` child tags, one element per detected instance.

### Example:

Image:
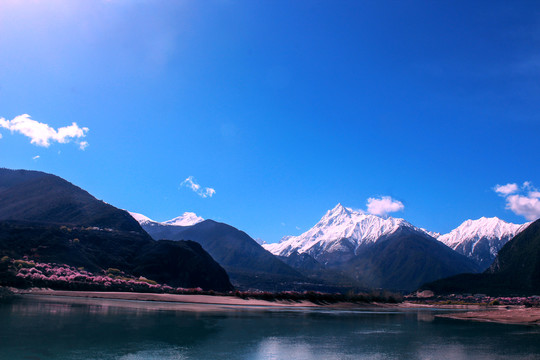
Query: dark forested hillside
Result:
<box><xmin>0</xmin><ymin>168</ymin><xmax>234</xmax><ymax>292</ymax></box>
<box><xmin>0</xmin><ymin>168</ymin><xmax>144</xmax><ymax>233</ymax></box>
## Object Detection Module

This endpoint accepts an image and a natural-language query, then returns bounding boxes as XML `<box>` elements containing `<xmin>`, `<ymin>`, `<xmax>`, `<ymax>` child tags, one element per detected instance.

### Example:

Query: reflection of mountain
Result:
<box><xmin>0</xmin><ymin>297</ymin><xmax>222</xmax><ymax>359</ymax></box>
<box><xmin>423</xmin><ymin>219</ymin><xmax>540</xmax><ymax>295</ymax></box>
<box><xmin>3</xmin><ymin>297</ymin><xmax>540</xmax><ymax>359</ymax></box>
<box><xmin>0</xmin><ymin>168</ymin><xmax>233</xmax><ymax>291</ymax></box>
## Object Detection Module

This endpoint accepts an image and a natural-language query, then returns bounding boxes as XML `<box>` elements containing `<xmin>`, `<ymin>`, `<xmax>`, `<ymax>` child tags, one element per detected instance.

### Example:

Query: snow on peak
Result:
<box><xmin>128</xmin><ymin>211</ymin><xmax>155</xmax><ymax>225</ymax></box>
<box><xmin>438</xmin><ymin>217</ymin><xmax>529</xmax><ymax>248</ymax></box>
<box><xmin>263</xmin><ymin>203</ymin><xmax>416</xmax><ymax>258</ymax></box>
<box><xmin>163</xmin><ymin>212</ymin><xmax>204</xmax><ymax>226</ymax></box>
<box><xmin>129</xmin><ymin>211</ymin><xmax>204</xmax><ymax>227</ymax></box>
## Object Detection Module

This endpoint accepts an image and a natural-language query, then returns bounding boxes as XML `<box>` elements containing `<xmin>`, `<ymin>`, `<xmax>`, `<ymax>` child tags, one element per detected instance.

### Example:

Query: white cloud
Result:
<box><xmin>180</xmin><ymin>176</ymin><xmax>215</xmax><ymax>198</ymax></box>
<box><xmin>494</xmin><ymin>183</ymin><xmax>519</xmax><ymax>196</ymax></box>
<box><xmin>366</xmin><ymin>196</ymin><xmax>404</xmax><ymax>217</ymax></box>
<box><xmin>32</xmin><ymin>155</ymin><xmax>40</xmax><ymax>160</ymax></box>
<box><xmin>495</xmin><ymin>181</ymin><xmax>540</xmax><ymax>221</ymax></box>
<box><xmin>0</xmin><ymin>114</ymin><xmax>89</xmax><ymax>149</ymax></box>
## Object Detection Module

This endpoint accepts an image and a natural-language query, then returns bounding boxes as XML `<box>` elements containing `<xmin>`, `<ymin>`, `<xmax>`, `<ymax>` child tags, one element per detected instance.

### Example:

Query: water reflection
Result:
<box><xmin>1</xmin><ymin>296</ymin><xmax>539</xmax><ymax>360</ymax></box>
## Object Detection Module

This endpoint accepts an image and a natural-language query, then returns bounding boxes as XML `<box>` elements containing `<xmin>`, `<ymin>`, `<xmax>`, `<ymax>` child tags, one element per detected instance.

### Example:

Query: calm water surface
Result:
<box><xmin>1</xmin><ymin>295</ymin><xmax>540</xmax><ymax>360</ymax></box>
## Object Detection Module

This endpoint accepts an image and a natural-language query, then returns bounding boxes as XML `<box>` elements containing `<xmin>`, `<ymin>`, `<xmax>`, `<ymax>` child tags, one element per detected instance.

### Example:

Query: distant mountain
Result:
<box><xmin>265</xmin><ymin>204</ymin><xmax>480</xmax><ymax>291</ymax></box>
<box><xmin>128</xmin><ymin>211</ymin><xmax>204</xmax><ymax>227</ymax></box>
<box><xmin>0</xmin><ymin>168</ymin><xmax>144</xmax><ymax>233</ymax></box>
<box><xmin>422</xmin><ymin>220</ymin><xmax>540</xmax><ymax>296</ymax></box>
<box><xmin>436</xmin><ymin>217</ymin><xmax>529</xmax><ymax>270</ymax></box>
<box><xmin>137</xmin><ymin>217</ymin><xmax>307</xmax><ymax>291</ymax></box>
<box><xmin>344</xmin><ymin>227</ymin><xmax>480</xmax><ymax>291</ymax></box>
<box><xmin>264</xmin><ymin>203</ymin><xmax>429</xmax><ymax>265</ymax></box>
<box><xmin>163</xmin><ymin>212</ymin><xmax>204</xmax><ymax>226</ymax></box>
<box><xmin>0</xmin><ymin>168</ymin><xmax>233</xmax><ymax>291</ymax></box>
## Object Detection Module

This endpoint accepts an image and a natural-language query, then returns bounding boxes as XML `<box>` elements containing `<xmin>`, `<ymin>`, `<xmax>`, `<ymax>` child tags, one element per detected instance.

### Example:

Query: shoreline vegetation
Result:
<box><xmin>2</xmin><ymin>288</ymin><xmax>540</xmax><ymax>326</ymax></box>
<box><xmin>2</xmin><ymin>256</ymin><xmax>540</xmax><ymax>326</ymax></box>
<box><xmin>0</xmin><ymin>257</ymin><xmax>402</xmax><ymax>304</ymax></box>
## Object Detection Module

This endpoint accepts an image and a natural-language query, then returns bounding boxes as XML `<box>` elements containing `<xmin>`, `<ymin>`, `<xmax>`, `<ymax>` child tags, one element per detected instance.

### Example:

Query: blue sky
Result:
<box><xmin>1</xmin><ymin>0</ymin><xmax>539</xmax><ymax>243</ymax></box>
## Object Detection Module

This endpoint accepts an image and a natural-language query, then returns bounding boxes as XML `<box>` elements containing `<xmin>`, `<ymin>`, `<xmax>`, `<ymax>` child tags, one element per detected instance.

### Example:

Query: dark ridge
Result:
<box><xmin>0</xmin><ymin>221</ymin><xmax>233</xmax><ymax>292</ymax></box>
<box><xmin>142</xmin><ymin>219</ymin><xmax>309</xmax><ymax>290</ymax></box>
<box><xmin>0</xmin><ymin>168</ymin><xmax>145</xmax><ymax>234</ymax></box>
<box><xmin>343</xmin><ymin>227</ymin><xmax>481</xmax><ymax>292</ymax></box>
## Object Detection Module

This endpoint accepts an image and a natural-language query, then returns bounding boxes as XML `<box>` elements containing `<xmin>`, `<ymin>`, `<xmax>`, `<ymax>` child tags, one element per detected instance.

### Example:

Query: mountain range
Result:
<box><xmin>1</xmin><ymin>167</ymin><xmax>537</xmax><ymax>295</ymax></box>
<box><xmin>436</xmin><ymin>217</ymin><xmax>529</xmax><ymax>270</ymax></box>
<box><xmin>0</xmin><ymin>168</ymin><xmax>233</xmax><ymax>291</ymax></box>
<box><xmin>132</xmin><ymin>214</ymin><xmax>342</xmax><ymax>291</ymax></box>
<box><xmin>263</xmin><ymin>204</ymin><xmax>481</xmax><ymax>291</ymax></box>
<box><xmin>265</xmin><ymin>204</ymin><xmax>530</xmax><ymax>273</ymax></box>
<box><xmin>422</xmin><ymin>219</ymin><xmax>539</xmax><ymax>296</ymax></box>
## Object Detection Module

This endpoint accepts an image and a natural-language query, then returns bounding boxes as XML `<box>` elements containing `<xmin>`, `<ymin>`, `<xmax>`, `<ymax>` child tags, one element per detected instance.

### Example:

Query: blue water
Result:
<box><xmin>1</xmin><ymin>295</ymin><xmax>539</xmax><ymax>359</ymax></box>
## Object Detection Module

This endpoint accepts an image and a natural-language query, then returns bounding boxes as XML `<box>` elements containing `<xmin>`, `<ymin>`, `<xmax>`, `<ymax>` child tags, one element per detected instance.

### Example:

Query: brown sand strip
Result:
<box><xmin>437</xmin><ymin>307</ymin><xmax>540</xmax><ymax>326</ymax></box>
<box><xmin>18</xmin><ymin>289</ymin><xmax>319</xmax><ymax>308</ymax></box>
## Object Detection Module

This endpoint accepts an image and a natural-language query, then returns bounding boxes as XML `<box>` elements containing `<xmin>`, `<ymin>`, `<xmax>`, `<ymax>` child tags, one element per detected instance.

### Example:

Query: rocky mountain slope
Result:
<box><xmin>436</xmin><ymin>217</ymin><xmax>529</xmax><ymax>270</ymax></box>
<box><xmin>136</xmin><ymin>216</ymin><xmax>311</xmax><ymax>291</ymax></box>
<box><xmin>423</xmin><ymin>220</ymin><xmax>539</xmax><ymax>296</ymax></box>
<box><xmin>264</xmin><ymin>204</ymin><xmax>480</xmax><ymax>291</ymax></box>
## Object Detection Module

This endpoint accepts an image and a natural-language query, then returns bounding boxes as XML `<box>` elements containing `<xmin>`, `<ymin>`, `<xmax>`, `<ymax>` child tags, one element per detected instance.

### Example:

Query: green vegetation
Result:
<box><xmin>14</xmin><ymin>260</ymin><xmax>35</xmax><ymax>269</ymax></box>
<box><xmin>107</xmin><ymin>268</ymin><xmax>122</xmax><ymax>275</ymax></box>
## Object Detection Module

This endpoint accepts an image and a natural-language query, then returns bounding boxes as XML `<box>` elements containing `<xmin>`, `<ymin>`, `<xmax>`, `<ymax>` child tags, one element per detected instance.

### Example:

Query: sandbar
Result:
<box><xmin>436</xmin><ymin>307</ymin><xmax>540</xmax><ymax>326</ymax></box>
<box><xmin>16</xmin><ymin>289</ymin><xmax>319</xmax><ymax>309</ymax></box>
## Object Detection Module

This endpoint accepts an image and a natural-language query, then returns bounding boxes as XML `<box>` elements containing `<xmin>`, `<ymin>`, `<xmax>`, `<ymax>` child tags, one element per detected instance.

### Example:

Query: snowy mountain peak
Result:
<box><xmin>128</xmin><ymin>211</ymin><xmax>155</xmax><ymax>225</ymax></box>
<box><xmin>263</xmin><ymin>203</ymin><xmax>417</xmax><ymax>259</ymax></box>
<box><xmin>163</xmin><ymin>212</ymin><xmax>204</xmax><ymax>226</ymax></box>
<box><xmin>322</xmin><ymin>203</ymin><xmax>354</xmax><ymax>219</ymax></box>
<box><xmin>437</xmin><ymin>216</ymin><xmax>530</xmax><ymax>270</ymax></box>
<box><xmin>129</xmin><ymin>211</ymin><xmax>204</xmax><ymax>227</ymax></box>
<box><xmin>438</xmin><ymin>217</ymin><xmax>529</xmax><ymax>247</ymax></box>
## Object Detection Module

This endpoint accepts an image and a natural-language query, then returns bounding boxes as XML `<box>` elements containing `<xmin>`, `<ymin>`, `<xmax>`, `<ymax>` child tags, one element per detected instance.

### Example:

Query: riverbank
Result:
<box><xmin>10</xmin><ymin>289</ymin><xmax>540</xmax><ymax>326</ymax></box>
<box><xmin>14</xmin><ymin>288</ymin><xmax>321</xmax><ymax>308</ymax></box>
<box><xmin>436</xmin><ymin>307</ymin><xmax>540</xmax><ymax>326</ymax></box>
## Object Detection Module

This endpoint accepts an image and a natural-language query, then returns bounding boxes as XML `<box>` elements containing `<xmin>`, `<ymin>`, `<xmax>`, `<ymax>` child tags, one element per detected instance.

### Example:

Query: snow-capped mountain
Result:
<box><xmin>129</xmin><ymin>211</ymin><xmax>204</xmax><ymax>227</ymax></box>
<box><xmin>263</xmin><ymin>203</ymin><xmax>481</xmax><ymax>290</ymax></box>
<box><xmin>163</xmin><ymin>212</ymin><xmax>204</xmax><ymax>226</ymax></box>
<box><xmin>263</xmin><ymin>203</ymin><xmax>424</xmax><ymax>260</ymax></box>
<box><xmin>436</xmin><ymin>217</ymin><xmax>530</xmax><ymax>270</ymax></box>
<box><xmin>128</xmin><ymin>211</ymin><xmax>155</xmax><ymax>225</ymax></box>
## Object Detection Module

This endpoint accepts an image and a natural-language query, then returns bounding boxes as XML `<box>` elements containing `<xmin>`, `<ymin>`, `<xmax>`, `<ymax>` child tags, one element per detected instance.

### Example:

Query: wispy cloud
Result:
<box><xmin>180</xmin><ymin>176</ymin><xmax>215</xmax><ymax>198</ymax></box>
<box><xmin>494</xmin><ymin>183</ymin><xmax>519</xmax><ymax>196</ymax></box>
<box><xmin>0</xmin><ymin>114</ymin><xmax>89</xmax><ymax>149</ymax></box>
<box><xmin>366</xmin><ymin>196</ymin><xmax>404</xmax><ymax>217</ymax></box>
<box><xmin>495</xmin><ymin>182</ymin><xmax>540</xmax><ymax>221</ymax></box>
<box><xmin>32</xmin><ymin>155</ymin><xmax>40</xmax><ymax>160</ymax></box>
